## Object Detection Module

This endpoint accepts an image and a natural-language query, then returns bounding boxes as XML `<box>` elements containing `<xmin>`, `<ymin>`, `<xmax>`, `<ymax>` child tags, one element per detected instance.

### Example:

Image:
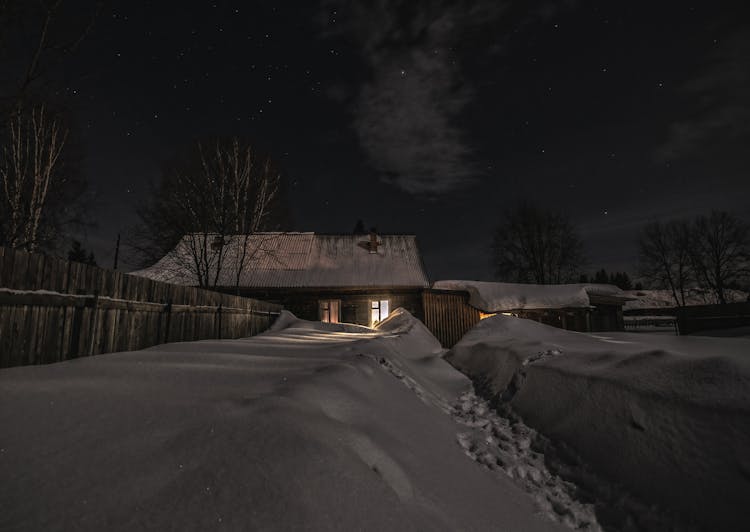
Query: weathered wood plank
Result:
<box><xmin>0</xmin><ymin>246</ymin><xmax>282</xmax><ymax>368</ymax></box>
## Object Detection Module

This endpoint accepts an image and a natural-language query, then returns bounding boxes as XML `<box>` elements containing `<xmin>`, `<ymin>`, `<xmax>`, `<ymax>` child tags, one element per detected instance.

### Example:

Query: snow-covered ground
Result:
<box><xmin>1</xmin><ymin>310</ymin><xmax>576</xmax><ymax>531</ymax></box>
<box><xmin>447</xmin><ymin>315</ymin><xmax>750</xmax><ymax>531</ymax></box>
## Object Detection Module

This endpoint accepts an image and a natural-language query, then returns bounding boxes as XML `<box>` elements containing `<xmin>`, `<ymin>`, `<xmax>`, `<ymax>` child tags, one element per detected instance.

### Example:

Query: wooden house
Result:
<box><xmin>132</xmin><ymin>234</ymin><xmax>633</xmax><ymax>347</ymax></box>
<box><xmin>132</xmin><ymin>232</ymin><xmax>430</xmax><ymax>327</ymax></box>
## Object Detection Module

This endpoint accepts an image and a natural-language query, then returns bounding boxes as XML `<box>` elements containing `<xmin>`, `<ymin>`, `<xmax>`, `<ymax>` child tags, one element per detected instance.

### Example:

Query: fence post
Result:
<box><xmin>216</xmin><ymin>303</ymin><xmax>222</xmax><ymax>339</ymax></box>
<box><xmin>163</xmin><ymin>300</ymin><xmax>172</xmax><ymax>343</ymax></box>
<box><xmin>87</xmin><ymin>291</ymin><xmax>100</xmax><ymax>356</ymax></box>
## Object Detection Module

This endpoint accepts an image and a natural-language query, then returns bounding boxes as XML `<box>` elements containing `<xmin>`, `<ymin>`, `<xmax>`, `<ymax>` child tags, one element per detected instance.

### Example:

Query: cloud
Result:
<box><xmin>655</xmin><ymin>28</ymin><xmax>750</xmax><ymax>163</ymax></box>
<box><xmin>355</xmin><ymin>48</ymin><xmax>475</xmax><ymax>194</ymax></box>
<box><xmin>321</xmin><ymin>1</ymin><xmax>507</xmax><ymax>195</ymax></box>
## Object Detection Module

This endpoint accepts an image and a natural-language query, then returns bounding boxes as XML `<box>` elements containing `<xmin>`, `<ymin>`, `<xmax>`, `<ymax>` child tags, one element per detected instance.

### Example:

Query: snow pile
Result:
<box><xmin>373</xmin><ymin>308</ymin><xmax>469</xmax><ymax>413</ymax></box>
<box><xmin>268</xmin><ymin>309</ymin><xmax>376</xmax><ymax>334</ymax></box>
<box><xmin>1</xmin><ymin>310</ymin><xmax>567</xmax><ymax>532</ymax></box>
<box><xmin>433</xmin><ymin>280</ymin><xmax>627</xmax><ymax>313</ymax></box>
<box><xmin>624</xmin><ymin>288</ymin><xmax>749</xmax><ymax>310</ymax></box>
<box><xmin>447</xmin><ymin>315</ymin><xmax>750</xmax><ymax>530</ymax></box>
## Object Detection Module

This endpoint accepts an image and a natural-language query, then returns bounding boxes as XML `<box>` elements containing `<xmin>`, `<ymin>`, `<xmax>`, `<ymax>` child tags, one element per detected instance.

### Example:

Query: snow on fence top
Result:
<box><xmin>131</xmin><ymin>232</ymin><xmax>430</xmax><ymax>289</ymax></box>
<box><xmin>432</xmin><ymin>280</ymin><xmax>629</xmax><ymax>313</ymax></box>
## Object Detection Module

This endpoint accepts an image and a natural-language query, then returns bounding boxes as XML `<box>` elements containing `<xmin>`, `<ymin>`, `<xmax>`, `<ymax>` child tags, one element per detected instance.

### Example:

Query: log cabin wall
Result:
<box><xmin>421</xmin><ymin>289</ymin><xmax>481</xmax><ymax>348</ymax></box>
<box><xmin>235</xmin><ymin>288</ymin><xmax>425</xmax><ymax>326</ymax></box>
<box><xmin>0</xmin><ymin>247</ymin><xmax>282</xmax><ymax>368</ymax></box>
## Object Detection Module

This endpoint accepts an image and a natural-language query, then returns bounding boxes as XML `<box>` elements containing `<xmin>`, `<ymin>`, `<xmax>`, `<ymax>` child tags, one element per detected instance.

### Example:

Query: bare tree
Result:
<box><xmin>1</xmin><ymin>1</ymin><xmax>102</xmax><ymax>106</ymax></box>
<box><xmin>0</xmin><ymin>1</ymin><xmax>99</xmax><ymax>252</ymax></box>
<box><xmin>689</xmin><ymin>211</ymin><xmax>750</xmax><ymax>305</ymax></box>
<box><xmin>0</xmin><ymin>103</ymin><xmax>89</xmax><ymax>251</ymax></box>
<box><xmin>130</xmin><ymin>137</ymin><xmax>288</xmax><ymax>289</ymax></box>
<box><xmin>491</xmin><ymin>203</ymin><xmax>585</xmax><ymax>284</ymax></box>
<box><xmin>2</xmin><ymin>104</ymin><xmax>65</xmax><ymax>250</ymax></box>
<box><xmin>637</xmin><ymin>220</ymin><xmax>693</xmax><ymax>306</ymax></box>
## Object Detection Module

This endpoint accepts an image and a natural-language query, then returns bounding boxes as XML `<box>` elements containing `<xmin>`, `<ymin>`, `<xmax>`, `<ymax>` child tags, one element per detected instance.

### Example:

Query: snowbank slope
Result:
<box><xmin>447</xmin><ymin>315</ymin><xmax>750</xmax><ymax>530</ymax></box>
<box><xmin>1</xmin><ymin>310</ymin><xmax>562</xmax><ymax>532</ymax></box>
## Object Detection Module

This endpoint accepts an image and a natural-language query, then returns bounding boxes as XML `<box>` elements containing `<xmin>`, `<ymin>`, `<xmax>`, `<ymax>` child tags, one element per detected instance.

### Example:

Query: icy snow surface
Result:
<box><xmin>433</xmin><ymin>280</ymin><xmax>627</xmax><ymax>312</ymax></box>
<box><xmin>447</xmin><ymin>314</ymin><xmax>750</xmax><ymax>531</ymax></box>
<box><xmin>2</xmin><ymin>309</ymin><xmax>577</xmax><ymax>531</ymax></box>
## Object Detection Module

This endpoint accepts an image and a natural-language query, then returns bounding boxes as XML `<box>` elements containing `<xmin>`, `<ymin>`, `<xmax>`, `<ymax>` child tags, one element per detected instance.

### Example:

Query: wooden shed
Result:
<box><xmin>426</xmin><ymin>280</ymin><xmax>635</xmax><ymax>347</ymax></box>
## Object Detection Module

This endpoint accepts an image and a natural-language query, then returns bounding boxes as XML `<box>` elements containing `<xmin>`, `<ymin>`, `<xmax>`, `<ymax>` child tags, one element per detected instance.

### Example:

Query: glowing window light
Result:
<box><xmin>370</xmin><ymin>299</ymin><xmax>390</xmax><ymax>327</ymax></box>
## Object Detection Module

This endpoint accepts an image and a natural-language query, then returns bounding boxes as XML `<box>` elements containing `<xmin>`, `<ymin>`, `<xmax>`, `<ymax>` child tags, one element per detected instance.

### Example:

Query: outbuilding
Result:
<box><xmin>424</xmin><ymin>280</ymin><xmax>634</xmax><ymax>347</ymax></box>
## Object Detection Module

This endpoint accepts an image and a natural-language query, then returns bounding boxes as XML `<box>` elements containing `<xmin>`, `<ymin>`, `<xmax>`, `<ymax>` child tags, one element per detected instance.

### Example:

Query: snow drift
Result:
<box><xmin>433</xmin><ymin>280</ymin><xmax>627</xmax><ymax>312</ymax></box>
<box><xmin>447</xmin><ymin>315</ymin><xmax>750</xmax><ymax>530</ymax></box>
<box><xmin>1</xmin><ymin>309</ymin><xmax>565</xmax><ymax>532</ymax></box>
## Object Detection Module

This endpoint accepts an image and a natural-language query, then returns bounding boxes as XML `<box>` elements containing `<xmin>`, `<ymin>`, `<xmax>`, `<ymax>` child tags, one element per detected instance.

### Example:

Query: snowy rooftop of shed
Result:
<box><xmin>433</xmin><ymin>280</ymin><xmax>632</xmax><ymax>313</ymax></box>
<box><xmin>131</xmin><ymin>232</ymin><xmax>430</xmax><ymax>289</ymax></box>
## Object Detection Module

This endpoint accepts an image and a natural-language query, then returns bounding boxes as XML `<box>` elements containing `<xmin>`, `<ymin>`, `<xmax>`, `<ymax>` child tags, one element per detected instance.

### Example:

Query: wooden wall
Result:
<box><xmin>0</xmin><ymin>247</ymin><xmax>282</xmax><ymax>368</ymax></box>
<box><xmin>422</xmin><ymin>289</ymin><xmax>481</xmax><ymax>348</ymax></box>
<box><xmin>237</xmin><ymin>287</ymin><xmax>425</xmax><ymax>327</ymax></box>
<box><xmin>422</xmin><ymin>290</ymin><xmax>629</xmax><ymax>347</ymax></box>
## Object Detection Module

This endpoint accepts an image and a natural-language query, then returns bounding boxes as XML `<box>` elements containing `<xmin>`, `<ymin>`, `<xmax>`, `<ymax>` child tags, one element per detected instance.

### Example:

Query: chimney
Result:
<box><xmin>368</xmin><ymin>229</ymin><xmax>380</xmax><ymax>254</ymax></box>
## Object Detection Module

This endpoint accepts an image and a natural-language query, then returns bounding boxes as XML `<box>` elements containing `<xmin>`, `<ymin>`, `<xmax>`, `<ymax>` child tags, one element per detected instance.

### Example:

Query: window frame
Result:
<box><xmin>319</xmin><ymin>299</ymin><xmax>341</xmax><ymax>323</ymax></box>
<box><xmin>370</xmin><ymin>299</ymin><xmax>390</xmax><ymax>327</ymax></box>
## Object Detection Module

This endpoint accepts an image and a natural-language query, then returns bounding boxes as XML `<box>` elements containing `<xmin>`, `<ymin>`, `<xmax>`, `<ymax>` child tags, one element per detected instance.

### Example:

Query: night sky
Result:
<box><xmin>16</xmin><ymin>0</ymin><xmax>750</xmax><ymax>280</ymax></box>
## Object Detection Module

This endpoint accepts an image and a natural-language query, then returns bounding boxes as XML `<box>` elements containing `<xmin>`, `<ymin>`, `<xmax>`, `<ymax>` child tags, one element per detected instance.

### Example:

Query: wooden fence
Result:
<box><xmin>422</xmin><ymin>289</ymin><xmax>481</xmax><ymax>348</ymax></box>
<box><xmin>625</xmin><ymin>302</ymin><xmax>750</xmax><ymax>335</ymax></box>
<box><xmin>675</xmin><ymin>302</ymin><xmax>750</xmax><ymax>335</ymax></box>
<box><xmin>0</xmin><ymin>247</ymin><xmax>282</xmax><ymax>368</ymax></box>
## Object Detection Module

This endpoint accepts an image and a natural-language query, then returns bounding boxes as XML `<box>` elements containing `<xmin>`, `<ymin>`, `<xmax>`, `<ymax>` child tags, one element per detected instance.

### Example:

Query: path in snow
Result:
<box><xmin>467</xmin><ymin>345</ymin><xmax>702</xmax><ymax>532</ymax></box>
<box><xmin>376</xmin><ymin>343</ymin><xmax>700</xmax><ymax>532</ymax></box>
<box><xmin>374</xmin><ymin>350</ymin><xmax>602</xmax><ymax>531</ymax></box>
<box><xmin>452</xmin><ymin>389</ymin><xmax>601</xmax><ymax>531</ymax></box>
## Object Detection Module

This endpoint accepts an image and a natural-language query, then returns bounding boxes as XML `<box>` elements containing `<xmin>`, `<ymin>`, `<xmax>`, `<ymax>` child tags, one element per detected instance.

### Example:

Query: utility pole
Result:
<box><xmin>113</xmin><ymin>233</ymin><xmax>120</xmax><ymax>270</ymax></box>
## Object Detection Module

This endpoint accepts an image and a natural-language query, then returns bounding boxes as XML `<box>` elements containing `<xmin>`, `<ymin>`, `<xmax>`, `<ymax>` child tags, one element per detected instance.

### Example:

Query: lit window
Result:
<box><xmin>370</xmin><ymin>299</ymin><xmax>389</xmax><ymax>326</ymax></box>
<box><xmin>319</xmin><ymin>300</ymin><xmax>340</xmax><ymax>323</ymax></box>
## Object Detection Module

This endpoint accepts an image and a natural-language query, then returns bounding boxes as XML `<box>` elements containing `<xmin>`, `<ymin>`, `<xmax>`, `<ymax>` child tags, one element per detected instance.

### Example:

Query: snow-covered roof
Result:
<box><xmin>131</xmin><ymin>232</ymin><xmax>430</xmax><ymax>289</ymax></box>
<box><xmin>432</xmin><ymin>280</ymin><xmax>631</xmax><ymax>313</ymax></box>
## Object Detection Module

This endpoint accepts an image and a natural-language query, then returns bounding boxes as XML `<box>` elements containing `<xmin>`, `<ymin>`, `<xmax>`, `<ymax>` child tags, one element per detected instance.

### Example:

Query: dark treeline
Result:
<box><xmin>579</xmin><ymin>270</ymin><xmax>640</xmax><ymax>291</ymax></box>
